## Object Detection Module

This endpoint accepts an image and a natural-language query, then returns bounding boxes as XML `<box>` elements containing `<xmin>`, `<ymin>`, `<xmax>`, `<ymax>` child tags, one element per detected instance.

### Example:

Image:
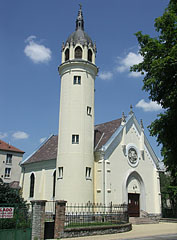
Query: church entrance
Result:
<box><xmin>128</xmin><ymin>193</ymin><xmax>140</xmax><ymax>217</ymax></box>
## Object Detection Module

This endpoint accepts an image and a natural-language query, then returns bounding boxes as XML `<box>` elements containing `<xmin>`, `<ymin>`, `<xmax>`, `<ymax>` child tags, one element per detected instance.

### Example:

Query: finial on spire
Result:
<box><xmin>129</xmin><ymin>104</ymin><xmax>134</xmax><ymax>115</ymax></box>
<box><xmin>76</xmin><ymin>4</ymin><xmax>84</xmax><ymax>31</ymax></box>
<box><xmin>140</xmin><ymin>119</ymin><xmax>144</xmax><ymax>130</ymax></box>
<box><xmin>122</xmin><ymin>112</ymin><xmax>126</xmax><ymax>123</ymax></box>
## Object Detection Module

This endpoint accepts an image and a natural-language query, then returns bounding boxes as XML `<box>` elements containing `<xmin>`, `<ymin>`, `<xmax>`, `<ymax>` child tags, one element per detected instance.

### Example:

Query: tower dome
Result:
<box><xmin>61</xmin><ymin>5</ymin><xmax>96</xmax><ymax>64</ymax></box>
<box><xmin>65</xmin><ymin>4</ymin><xmax>93</xmax><ymax>47</ymax></box>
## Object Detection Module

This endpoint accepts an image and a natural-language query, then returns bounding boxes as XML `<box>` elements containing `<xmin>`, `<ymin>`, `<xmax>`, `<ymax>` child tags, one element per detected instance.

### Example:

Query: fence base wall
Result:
<box><xmin>62</xmin><ymin>223</ymin><xmax>132</xmax><ymax>238</ymax></box>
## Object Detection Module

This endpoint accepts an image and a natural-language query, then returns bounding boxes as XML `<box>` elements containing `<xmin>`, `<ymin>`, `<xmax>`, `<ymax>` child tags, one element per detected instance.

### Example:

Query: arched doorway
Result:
<box><xmin>122</xmin><ymin>170</ymin><xmax>146</xmax><ymax>217</ymax></box>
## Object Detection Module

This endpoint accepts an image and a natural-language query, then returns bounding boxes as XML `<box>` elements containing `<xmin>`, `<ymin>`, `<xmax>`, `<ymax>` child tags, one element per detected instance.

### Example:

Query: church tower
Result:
<box><xmin>56</xmin><ymin>6</ymin><xmax>98</xmax><ymax>204</ymax></box>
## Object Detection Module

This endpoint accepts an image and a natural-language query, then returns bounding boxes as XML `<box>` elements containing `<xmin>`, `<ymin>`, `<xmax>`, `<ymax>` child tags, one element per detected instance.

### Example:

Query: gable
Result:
<box><xmin>99</xmin><ymin>114</ymin><xmax>159</xmax><ymax>169</ymax></box>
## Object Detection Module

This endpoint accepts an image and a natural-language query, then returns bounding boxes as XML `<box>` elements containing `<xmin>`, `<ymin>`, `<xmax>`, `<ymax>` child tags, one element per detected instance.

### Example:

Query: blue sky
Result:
<box><xmin>0</xmin><ymin>0</ymin><xmax>169</xmax><ymax>160</ymax></box>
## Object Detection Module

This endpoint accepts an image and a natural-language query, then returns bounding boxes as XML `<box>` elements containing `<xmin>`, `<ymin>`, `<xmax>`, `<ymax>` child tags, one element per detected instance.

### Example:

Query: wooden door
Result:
<box><xmin>128</xmin><ymin>193</ymin><xmax>140</xmax><ymax>217</ymax></box>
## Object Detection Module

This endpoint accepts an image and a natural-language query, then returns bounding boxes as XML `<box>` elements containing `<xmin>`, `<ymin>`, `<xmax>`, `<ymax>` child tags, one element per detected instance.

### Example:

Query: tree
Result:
<box><xmin>160</xmin><ymin>172</ymin><xmax>177</xmax><ymax>217</ymax></box>
<box><xmin>131</xmin><ymin>0</ymin><xmax>177</xmax><ymax>214</ymax></box>
<box><xmin>0</xmin><ymin>183</ymin><xmax>30</xmax><ymax>229</ymax></box>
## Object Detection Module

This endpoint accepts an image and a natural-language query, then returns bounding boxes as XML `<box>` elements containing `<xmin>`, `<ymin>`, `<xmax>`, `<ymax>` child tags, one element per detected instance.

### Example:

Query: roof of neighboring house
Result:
<box><xmin>22</xmin><ymin>118</ymin><xmax>122</xmax><ymax>165</ymax></box>
<box><xmin>8</xmin><ymin>181</ymin><xmax>20</xmax><ymax>189</ymax></box>
<box><xmin>0</xmin><ymin>140</ymin><xmax>25</xmax><ymax>154</ymax></box>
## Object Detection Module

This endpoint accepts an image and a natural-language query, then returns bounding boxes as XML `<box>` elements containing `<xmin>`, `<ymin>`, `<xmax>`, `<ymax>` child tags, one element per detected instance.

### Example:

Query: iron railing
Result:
<box><xmin>65</xmin><ymin>202</ymin><xmax>128</xmax><ymax>228</ymax></box>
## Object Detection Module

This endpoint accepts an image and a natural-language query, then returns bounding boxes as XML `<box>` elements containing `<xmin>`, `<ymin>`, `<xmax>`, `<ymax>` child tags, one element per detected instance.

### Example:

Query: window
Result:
<box><xmin>53</xmin><ymin>170</ymin><xmax>56</xmax><ymax>197</ymax></box>
<box><xmin>29</xmin><ymin>173</ymin><xmax>35</xmax><ymax>198</ymax></box>
<box><xmin>73</xmin><ymin>76</ymin><xmax>81</xmax><ymax>85</ymax></box>
<box><xmin>87</xmin><ymin>106</ymin><xmax>92</xmax><ymax>116</ymax></box>
<box><xmin>85</xmin><ymin>167</ymin><xmax>91</xmax><ymax>179</ymax></box>
<box><xmin>4</xmin><ymin>168</ymin><xmax>11</xmax><ymax>178</ymax></box>
<box><xmin>6</xmin><ymin>154</ymin><xmax>12</xmax><ymax>164</ymax></box>
<box><xmin>88</xmin><ymin>49</ymin><xmax>92</xmax><ymax>62</ymax></box>
<box><xmin>65</xmin><ymin>48</ymin><xmax>69</xmax><ymax>61</ymax></box>
<box><xmin>72</xmin><ymin>135</ymin><xmax>79</xmax><ymax>144</ymax></box>
<box><xmin>58</xmin><ymin>167</ymin><xmax>63</xmax><ymax>179</ymax></box>
<box><xmin>75</xmin><ymin>46</ymin><xmax>82</xmax><ymax>59</ymax></box>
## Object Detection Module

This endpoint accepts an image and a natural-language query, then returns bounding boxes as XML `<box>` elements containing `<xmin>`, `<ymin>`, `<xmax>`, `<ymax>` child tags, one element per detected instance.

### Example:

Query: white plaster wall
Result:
<box><xmin>56</xmin><ymin>61</ymin><xmax>98</xmax><ymax>204</ymax></box>
<box><xmin>21</xmin><ymin>160</ymin><xmax>56</xmax><ymax>203</ymax></box>
<box><xmin>0</xmin><ymin>151</ymin><xmax>23</xmax><ymax>183</ymax></box>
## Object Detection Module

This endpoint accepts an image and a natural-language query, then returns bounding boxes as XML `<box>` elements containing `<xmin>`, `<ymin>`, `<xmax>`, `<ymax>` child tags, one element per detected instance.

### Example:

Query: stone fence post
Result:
<box><xmin>54</xmin><ymin>200</ymin><xmax>67</xmax><ymax>239</ymax></box>
<box><xmin>31</xmin><ymin>200</ymin><xmax>47</xmax><ymax>240</ymax></box>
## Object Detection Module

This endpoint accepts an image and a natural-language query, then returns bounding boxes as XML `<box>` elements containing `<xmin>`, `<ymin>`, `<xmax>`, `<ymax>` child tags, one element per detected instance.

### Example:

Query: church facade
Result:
<box><xmin>20</xmin><ymin>7</ymin><xmax>161</xmax><ymax>217</ymax></box>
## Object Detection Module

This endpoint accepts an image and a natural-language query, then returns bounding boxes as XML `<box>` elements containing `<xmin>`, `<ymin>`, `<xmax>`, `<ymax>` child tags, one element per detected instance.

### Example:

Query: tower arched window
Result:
<box><xmin>29</xmin><ymin>173</ymin><xmax>35</xmax><ymax>198</ymax></box>
<box><xmin>88</xmin><ymin>49</ymin><xmax>92</xmax><ymax>62</ymax></box>
<box><xmin>53</xmin><ymin>170</ymin><xmax>56</xmax><ymax>198</ymax></box>
<box><xmin>65</xmin><ymin>49</ymin><xmax>69</xmax><ymax>61</ymax></box>
<box><xmin>75</xmin><ymin>46</ymin><xmax>82</xmax><ymax>59</ymax></box>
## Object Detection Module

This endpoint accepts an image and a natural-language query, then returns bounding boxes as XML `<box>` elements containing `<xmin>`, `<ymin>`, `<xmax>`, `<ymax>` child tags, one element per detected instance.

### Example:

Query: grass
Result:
<box><xmin>65</xmin><ymin>221</ymin><xmax>123</xmax><ymax>228</ymax></box>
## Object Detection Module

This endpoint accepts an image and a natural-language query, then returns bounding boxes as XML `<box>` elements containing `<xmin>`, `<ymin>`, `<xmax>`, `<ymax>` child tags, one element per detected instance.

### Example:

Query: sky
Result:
<box><xmin>0</xmin><ymin>0</ymin><xmax>169</xmax><ymax>160</ymax></box>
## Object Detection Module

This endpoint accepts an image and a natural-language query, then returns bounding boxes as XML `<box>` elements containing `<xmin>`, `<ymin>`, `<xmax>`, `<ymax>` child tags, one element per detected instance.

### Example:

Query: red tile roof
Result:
<box><xmin>22</xmin><ymin>118</ymin><xmax>122</xmax><ymax>165</ymax></box>
<box><xmin>0</xmin><ymin>140</ymin><xmax>25</xmax><ymax>154</ymax></box>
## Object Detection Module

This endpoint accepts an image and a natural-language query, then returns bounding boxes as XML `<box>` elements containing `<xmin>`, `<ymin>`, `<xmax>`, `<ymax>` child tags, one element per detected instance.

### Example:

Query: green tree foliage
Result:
<box><xmin>131</xmin><ymin>0</ymin><xmax>177</xmax><ymax>215</ymax></box>
<box><xmin>131</xmin><ymin>0</ymin><xmax>177</xmax><ymax>182</ymax></box>
<box><xmin>160</xmin><ymin>172</ymin><xmax>177</xmax><ymax>217</ymax></box>
<box><xmin>0</xmin><ymin>183</ymin><xmax>30</xmax><ymax>229</ymax></box>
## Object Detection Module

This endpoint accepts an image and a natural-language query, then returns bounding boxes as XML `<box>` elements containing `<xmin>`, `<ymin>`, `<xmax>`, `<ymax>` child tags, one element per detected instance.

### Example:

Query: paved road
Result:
<box><xmin>62</xmin><ymin>222</ymin><xmax>177</xmax><ymax>240</ymax></box>
<box><xmin>118</xmin><ymin>234</ymin><xmax>177</xmax><ymax>240</ymax></box>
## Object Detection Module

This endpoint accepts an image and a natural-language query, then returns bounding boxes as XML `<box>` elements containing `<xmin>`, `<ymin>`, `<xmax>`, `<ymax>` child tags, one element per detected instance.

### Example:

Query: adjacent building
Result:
<box><xmin>0</xmin><ymin>139</ymin><xmax>24</xmax><ymax>185</ymax></box>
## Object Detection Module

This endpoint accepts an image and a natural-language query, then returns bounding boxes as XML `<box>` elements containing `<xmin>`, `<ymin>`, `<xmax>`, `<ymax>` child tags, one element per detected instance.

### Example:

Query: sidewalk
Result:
<box><xmin>61</xmin><ymin>222</ymin><xmax>177</xmax><ymax>240</ymax></box>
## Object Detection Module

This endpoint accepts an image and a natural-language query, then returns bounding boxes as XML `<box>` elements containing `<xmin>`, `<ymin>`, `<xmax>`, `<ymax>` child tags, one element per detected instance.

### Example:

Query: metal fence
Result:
<box><xmin>65</xmin><ymin>202</ymin><xmax>128</xmax><ymax>228</ymax></box>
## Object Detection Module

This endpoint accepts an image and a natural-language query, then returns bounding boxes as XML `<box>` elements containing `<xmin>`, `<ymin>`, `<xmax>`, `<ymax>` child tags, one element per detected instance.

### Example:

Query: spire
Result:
<box><xmin>140</xmin><ymin>119</ymin><xmax>144</xmax><ymax>130</ymax></box>
<box><xmin>129</xmin><ymin>104</ymin><xmax>134</xmax><ymax>115</ymax></box>
<box><xmin>76</xmin><ymin>4</ymin><xmax>84</xmax><ymax>31</ymax></box>
<box><xmin>121</xmin><ymin>112</ymin><xmax>126</xmax><ymax>125</ymax></box>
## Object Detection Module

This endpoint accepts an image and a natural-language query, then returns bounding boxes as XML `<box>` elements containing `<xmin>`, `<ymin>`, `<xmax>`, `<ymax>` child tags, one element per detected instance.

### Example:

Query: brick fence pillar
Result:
<box><xmin>54</xmin><ymin>200</ymin><xmax>67</xmax><ymax>239</ymax></box>
<box><xmin>31</xmin><ymin>200</ymin><xmax>47</xmax><ymax>240</ymax></box>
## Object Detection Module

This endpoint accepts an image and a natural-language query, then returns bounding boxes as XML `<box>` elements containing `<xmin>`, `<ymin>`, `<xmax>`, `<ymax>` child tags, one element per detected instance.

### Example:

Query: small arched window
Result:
<box><xmin>75</xmin><ymin>46</ymin><xmax>82</xmax><ymax>59</ymax></box>
<box><xmin>88</xmin><ymin>49</ymin><xmax>92</xmax><ymax>62</ymax></box>
<box><xmin>65</xmin><ymin>49</ymin><xmax>69</xmax><ymax>61</ymax></box>
<box><xmin>29</xmin><ymin>173</ymin><xmax>35</xmax><ymax>198</ymax></box>
<box><xmin>53</xmin><ymin>170</ymin><xmax>56</xmax><ymax>198</ymax></box>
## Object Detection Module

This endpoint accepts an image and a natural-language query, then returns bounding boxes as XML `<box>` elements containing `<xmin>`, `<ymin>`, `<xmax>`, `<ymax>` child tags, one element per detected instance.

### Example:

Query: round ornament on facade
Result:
<box><xmin>126</xmin><ymin>144</ymin><xmax>139</xmax><ymax>168</ymax></box>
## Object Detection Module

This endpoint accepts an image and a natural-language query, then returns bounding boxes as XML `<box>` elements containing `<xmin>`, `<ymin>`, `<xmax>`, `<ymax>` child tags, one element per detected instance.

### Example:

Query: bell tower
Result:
<box><xmin>56</xmin><ymin>5</ymin><xmax>98</xmax><ymax>204</ymax></box>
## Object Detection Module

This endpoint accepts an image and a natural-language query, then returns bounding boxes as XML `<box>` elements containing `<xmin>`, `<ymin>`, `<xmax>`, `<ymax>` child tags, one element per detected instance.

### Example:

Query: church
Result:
<box><xmin>20</xmin><ymin>6</ymin><xmax>161</xmax><ymax>217</ymax></box>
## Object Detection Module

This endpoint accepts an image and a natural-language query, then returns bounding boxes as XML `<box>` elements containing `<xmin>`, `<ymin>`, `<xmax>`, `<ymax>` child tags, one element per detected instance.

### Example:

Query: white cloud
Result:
<box><xmin>99</xmin><ymin>71</ymin><xmax>113</xmax><ymax>81</ymax></box>
<box><xmin>12</xmin><ymin>131</ymin><xmax>29</xmax><ymax>140</ymax></box>
<box><xmin>136</xmin><ymin>99</ymin><xmax>162</xmax><ymax>112</ymax></box>
<box><xmin>40</xmin><ymin>137</ymin><xmax>47</xmax><ymax>144</ymax></box>
<box><xmin>24</xmin><ymin>36</ymin><xmax>52</xmax><ymax>64</ymax></box>
<box><xmin>0</xmin><ymin>132</ymin><xmax>7</xmax><ymax>139</ymax></box>
<box><xmin>117</xmin><ymin>52</ymin><xmax>143</xmax><ymax>77</ymax></box>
